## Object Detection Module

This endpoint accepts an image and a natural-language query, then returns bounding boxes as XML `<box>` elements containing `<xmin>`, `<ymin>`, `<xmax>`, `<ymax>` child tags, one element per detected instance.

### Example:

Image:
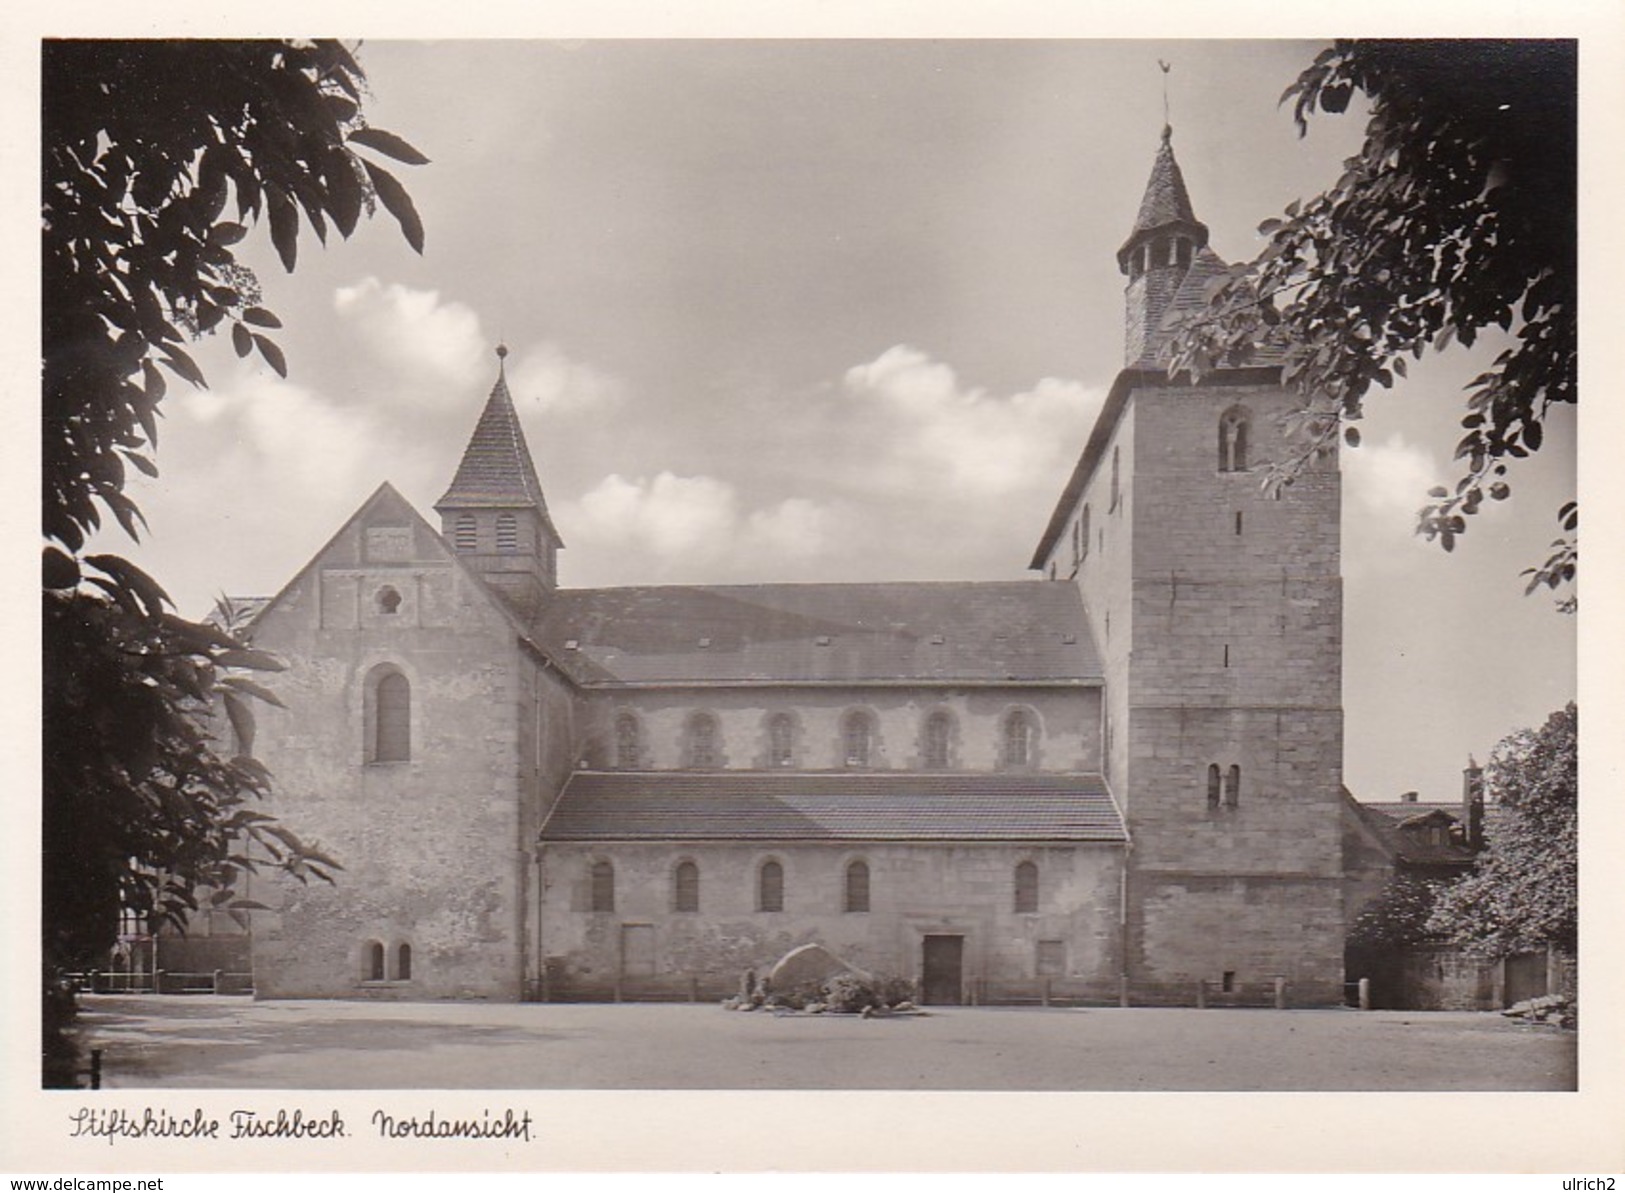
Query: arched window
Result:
<box><xmin>1014</xmin><ymin>861</ymin><xmax>1039</xmax><ymax>914</ymax></box>
<box><xmin>376</xmin><ymin>586</ymin><xmax>401</xmax><ymax>615</ymax></box>
<box><xmin>590</xmin><ymin>860</ymin><xmax>615</xmax><ymax>912</ymax></box>
<box><xmin>1226</xmin><ymin>764</ymin><xmax>1242</xmax><ymax>809</ymax></box>
<box><xmin>842</xmin><ymin>710</ymin><xmax>874</xmax><ymax>768</ymax></box>
<box><xmin>454</xmin><ymin>513</ymin><xmax>477</xmax><ymax>551</ymax></box>
<box><xmin>758</xmin><ymin>859</ymin><xmax>784</xmax><ymax>913</ymax></box>
<box><xmin>1110</xmin><ymin>446</ymin><xmax>1121</xmax><ymax>511</ymax></box>
<box><xmin>397</xmin><ymin>943</ymin><xmax>412</xmax><ymax>981</ymax></box>
<box><xmin>496</xmin><ymin>513</ymin><xmax>518</xmax><ymax>553</ymax></box>
<box><xmin>923</xmin><ymin>710</ymin><xmax>952</xmax><ymax>770</ymax></box>
<box><xmin>1207</xmin><ymin>764</ymin><xmax>1222</xmax><ymax>809</ymax></box>
<box><xmin>686</xmin><ymin>712</ymin><xmax>720</xmax><ymax>768</ymax></box>
<box><xmin>1003</xmin><ymin>710</ymin><xmax>1036</xmax><ymax>769</ymax></box>
<box><xmin>614</xmin><ymin>713</ymin><xmax>641</xmax><ymax>769</ymax></box>
<box><xmin>365</xmin><ymin>941</ymin><xmax>385</xmax><ymax>982</ymax></box>
<box><xmin>844</xmin><ymin>860</ymin><xmax>870</xmax><ymax>914</ymax></box>
<box><xmin>1219</xmin><ymin>406</ymin><xmax>1250</xmax><ymax>473</ymax></box>
<box><xmin>1176</xmin><ymin>238</ymin><xmax>1193</xmax><ymax>268</ymax></box>
<box><xmin>368</xmin><ymin>667</ymin><xmax>410</xmax><ymax>763</ymax></box>
<box><xmin>674</xmin><ymin>861</ymin><xmax>700</xmax><ymax>913</ymax></box>
<box><xmin>768</xmin><ymin>713</ymin><xmax>795</xmax><ymax>768</ymax></box>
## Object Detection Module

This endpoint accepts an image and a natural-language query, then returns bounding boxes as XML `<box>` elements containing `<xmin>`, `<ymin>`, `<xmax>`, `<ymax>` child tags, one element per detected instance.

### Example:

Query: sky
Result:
<box><xmin>83</xmin><ymin>38</ymin><xmax>1578</xmax><ymax>807</ymax></box>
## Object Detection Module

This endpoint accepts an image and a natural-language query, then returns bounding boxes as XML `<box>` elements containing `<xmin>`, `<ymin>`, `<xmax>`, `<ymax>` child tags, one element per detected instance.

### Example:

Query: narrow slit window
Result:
<box><xmin>1014</xmin><ymin>861</ymin><xmax>1039</xmax><ymax>914</ymax></box>
<box><xmin>758</xmin><ymin>860</ymin><xmax>784</xmax><ymax>913</ymax></box>
<box><xmin>1207</xmin><ymin>764</ymin><xmax>1222</xmax><ymax>809</ymax></box>
<box><xmin>923</xmin><ymin>711</ymin><xmax>952</xmax><ymax>770</ymax></box>
<box><xmin>844</xmin><ymin>860</ymin><xmax>870</xmax><ymax>914</ymax></box>
<box><xmin>674</xmin><ymin>861</ymin><xmax>699</xmax><ymax>913</ymax></box>
<box><xmin>590</xmin><ymin>860</ymin><xmax>615</xmax><ymax>912</ymax></box>
<box><xmin>1226</xmin><ymin>764</ymin><xmax>1242</xmax><ymax>809</ymax></box>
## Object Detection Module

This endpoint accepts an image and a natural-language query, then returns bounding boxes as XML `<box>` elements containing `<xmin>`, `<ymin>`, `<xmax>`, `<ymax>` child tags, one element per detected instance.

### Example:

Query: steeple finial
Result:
<box><xmin>1158</xmin><ymin>59</ymin><xmax>1172</xmax><ymax>131</ymax></box>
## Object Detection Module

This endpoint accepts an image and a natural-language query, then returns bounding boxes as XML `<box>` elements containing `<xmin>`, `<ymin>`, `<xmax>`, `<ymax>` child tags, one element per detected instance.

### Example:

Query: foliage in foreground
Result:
<box><xmin>1427</xmin><ymin>703</ymin><xmax>1577</xmax><ymax>959</ymax></box>
<box><xmin>41</xmin><ymin>40</ymin><xmax>425</xmax><ymax>983</ymax></box>
<box><xmin>1171</xmin><ymin>40</ymin><xmax>1576</xmax><ymax>601</ymax></box>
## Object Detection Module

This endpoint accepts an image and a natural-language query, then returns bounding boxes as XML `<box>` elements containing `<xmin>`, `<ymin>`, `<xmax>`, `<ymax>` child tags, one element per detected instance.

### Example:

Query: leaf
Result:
<box><xmin>254</xmin><ymin>334</ymin><xmax>288</xmax><ymax>378</ymax></box>
<box><xmin>222</xmin><ymin>690</ymin><xmax>257</xmax><ymax>756</ymax></box>
<box><xmin>362</xmin><ymin>160</ymin><xmax>425</xmax><ymax>254</ymax></box>
<box><xmin>216</xmin><ymin>646</ymin><xmax>286</xmax><ymax>672</ymax></box>
<box><xmin>232</xmin><ymin>321</ymin><xmax>254</xmax><ymax>357</ymax></box>
<box><xmin>43</xmin><ymin>546</ymin><xmax>81</xmax><ymax>590</ymax></box>
<box><xmin>160</xmin><ymin>344</ymin><xmax>208</xmax><ymax>389</ymax></box>
<box><xmin>242</xmin><ymin>306</ymin><xmax>282</xmax><ymax>329</ymax></box>
<box><xmin>348</xmin><ymin>125</ymin><xmax>431</xmax><ymax>166</ymax></box>
<box><xmin>212</xmin><ymin>221</ymin><xmax>248</xmax><ymax>246</ymax></box>
<box><xmin>84</xmin><ymin>553</ymin><xmax>173</xmax><ymax>618</ymax></box>
<box><xmin>220</xmin><ymin>674</ymin><xmax>287</xmax><ymax>708</ymax></box>
<box><xmin>266</xmin><ymin>185</ymin><xmax>299</xmax><ymax>272</ymax></box>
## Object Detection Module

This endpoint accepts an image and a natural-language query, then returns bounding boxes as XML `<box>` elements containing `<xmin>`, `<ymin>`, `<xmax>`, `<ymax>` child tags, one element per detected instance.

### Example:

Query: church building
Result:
<box><xmin>239</xmin><ymin>127</ymin><xmax>1347</xmax><ymax>1007</ymax></box>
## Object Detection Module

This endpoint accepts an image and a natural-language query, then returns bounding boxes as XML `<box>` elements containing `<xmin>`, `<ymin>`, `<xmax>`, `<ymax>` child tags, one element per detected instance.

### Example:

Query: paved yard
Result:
<box><xmin>69</xmin><ymin>995</ymin><xmax>1574</xmax><ymax>1091</ymax></box>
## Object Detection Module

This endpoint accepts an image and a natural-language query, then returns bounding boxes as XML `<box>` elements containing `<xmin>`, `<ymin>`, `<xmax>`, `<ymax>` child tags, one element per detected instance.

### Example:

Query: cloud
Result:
<box><xmin>506</xmin><ymin>342</ymin><xmax>626</xmax><ymax>413</ymax></box>
<box><xmin>841</xmin><ymin>345</ymin><xmax>1102</xmax><ymax>497</ymax></box>
<box><xmin>1345</xmin><ymin>431</ymin><xmax>1439</xmax><ymax>518</ymax></box>
<box><xmin>331</xmin><ymin>277</ymin><xmax>487</xmax><ymax>399</ymax></box>
<box><xmin>557</xmin><ymin>472</ymin><xmax>840</xmax><ymax>584</ymax></box>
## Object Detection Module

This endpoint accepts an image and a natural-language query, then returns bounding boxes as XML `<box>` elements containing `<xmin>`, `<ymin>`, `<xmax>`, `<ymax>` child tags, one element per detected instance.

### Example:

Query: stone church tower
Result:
<box><xmin>1033</xmin><ymin>126</ymin><xmax>1346</xmax><ymax>1004</ymax></box>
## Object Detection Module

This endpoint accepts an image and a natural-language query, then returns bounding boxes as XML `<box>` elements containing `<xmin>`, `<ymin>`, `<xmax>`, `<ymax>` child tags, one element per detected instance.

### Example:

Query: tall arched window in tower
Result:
<box><xmin>367</xmin><ymin>667</ymin><xmax>410</xmax><ymax>763</ymax></box>
<box><xmin>1226</xmin><ymin>764</ymin><xmax>1242</xmax><ymax>809</ymax></box>
<box><xmin>496</xmin><ymin>513</ymin><xmax>518</xmax><ymax>553</ymax></box>
<box><xmin>768</xmin><ymin>713</ymin><xmax>795</xmax><ymax>767</ymax></box>
<box><xmin>1219</xmin><ymin>406</ymin><xmax>1250</xmax><ymax>473</ymax></box>
<box><xmin>1002</xmin><ymin>710</ymin><xmax>1036</xmax><ymax>769</ymax></box>
<box><xmin>614</xmin><ymin>713</ymin><xmax>641</xmax><ymax>769</ymax></box>
<box><xmin>844</xmin><ymin>860</ymin><xmax>870</xmax><ymax>913</ymax></box>
<box><xmin>686</xmin><ymin>712</ymin><xmax>720</xmax><ymax>768</ymax></box>
<box><xmin>842</xmin><ymin>710</ymin><xmax>874</xmax><ymax>768</ymax></box>
<box><xmin>1014</xmin><ymin>861</ymin><xmax>1039</xmax><ymax>914</ymax></box>
<box><xmin>673</xmin><ymin>860</ymin><xmax>700</xmax><ymax>913</ymax></box>
<box><xmin>758</xmin><ymin>859</ymin><xmax>784</xmax><ymax>913</ymax></box>
<box><xmin>589</xmin><ymin>860</ymin><xmax>615</xmax><ymax>912</ymax></box>
<box><xmin>923</xmin><ymin>710</ymin><xmax>952</xmax><ymax>770</ymax></box>
<box><xmin>1207</xmin><ymin>764</ymin><xmax>1222</xmax><ymax>809</ymax></box>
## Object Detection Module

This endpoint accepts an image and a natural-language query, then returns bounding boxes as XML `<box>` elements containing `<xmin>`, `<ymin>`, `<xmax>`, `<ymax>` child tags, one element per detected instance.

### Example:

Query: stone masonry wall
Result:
<box><xmin>539</xmin><ymin>840</ymin><xmax>1123</xmax><ymax>998</ymax></box>
<box><xmin>248</xmin><ymin>498</ymin><xmax>531</xmax><ymax>1000</ymax></box>
<box><xmin>575</xmin><ymin>685</ymin><xmax>1103</xmax><ymax>774</ymax></box>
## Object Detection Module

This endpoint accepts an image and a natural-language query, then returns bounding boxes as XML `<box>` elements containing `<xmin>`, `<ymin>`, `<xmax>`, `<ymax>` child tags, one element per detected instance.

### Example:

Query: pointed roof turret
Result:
<box><xmin>436</xmin><ymin>345</ymin><xmax>561</xmax><ymax>544</ymax></box>
<box><xmin>1115</xmin><ymin>125</ymin><xmax>1209</xmax><ymax>274</ymax></box>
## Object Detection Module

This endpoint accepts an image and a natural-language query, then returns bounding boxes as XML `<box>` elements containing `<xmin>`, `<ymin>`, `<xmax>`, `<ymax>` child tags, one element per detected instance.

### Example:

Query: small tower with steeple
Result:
<box><xmin>434</xmin><ymin>345</ymin><xmax>563</xmax><ymax>620</ymax></box>
<box><xmin>1116</xmin><ymin>125</ymin><xmax>1213</xmax><ymax>366</ymax></box>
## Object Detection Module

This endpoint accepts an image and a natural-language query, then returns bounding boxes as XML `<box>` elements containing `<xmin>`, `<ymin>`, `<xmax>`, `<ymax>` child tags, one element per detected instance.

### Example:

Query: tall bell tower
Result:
<box><xmin>1033</xmin><ymin>125</ymin><xmax>1346</xmax><ymax>1004</ymax></box>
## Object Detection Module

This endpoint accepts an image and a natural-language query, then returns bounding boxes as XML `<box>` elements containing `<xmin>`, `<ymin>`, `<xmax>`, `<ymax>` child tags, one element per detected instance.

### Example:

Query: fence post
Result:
<box><xmin>1118</xmin><ymin>976</ymin><xmax>1130</xmax><ymax>1008</ymax></box>
<box><xmin>155</xmin><ymin>970</ymin><xmax>166</xmax><ymax>995</ymax></box>
<box><xmin>1273</xmin><ymin>977</ymin><xmax>1286</xmax><ymax>1010</ymax></box>
<box><xmin>613</xmin><ymin>976</ymin><xmax>622</xmax><ymax>1003</ymax></box>
<box><xmin>1196</xmin><ymin>979</ymin><xmax>1206</xmax><ymax>1009</ymax></box>
<box><xmin>89</xmin><ymin>1049</ymin><xmax>102</xmax><ymax>1091</ymax></box>
<box><xmin>1358</xmin><ymin>977</ymin><xmax>1371</xmax><ymax>1011</ymax></box>
<box><xmin>213</xmin><ymin>969</ymin><xmax>223</xmax><ymax>995</ymax></box>
<box><xmin>1041</xmin><ymin>978</ymin><xmax>1051</xmax><ymax>1008</ymax></box>
<box><xmin>689</xmin><ymin>975</ymin><xmax>699</xmax><ymax>1004</ymax></box>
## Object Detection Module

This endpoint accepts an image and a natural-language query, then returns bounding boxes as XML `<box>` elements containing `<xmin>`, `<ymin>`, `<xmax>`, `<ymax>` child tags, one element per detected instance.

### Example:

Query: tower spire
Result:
<box><xmin>435</xmin><ymin>345</ymin><xmax>563</xmax><ymax>617</ymax></box>
<box><xmin>1116</xmin><ymin>121</ymin><xmax>1215</xmax><ymax>365</ymax></box>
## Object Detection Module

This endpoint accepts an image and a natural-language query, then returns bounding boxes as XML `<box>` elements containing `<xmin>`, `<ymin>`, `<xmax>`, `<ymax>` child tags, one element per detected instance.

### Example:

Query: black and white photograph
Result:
<box><xmin>15</xmin><ymin>5</ymin><xmax>1624</xmax><ymax>1178</ymax></box>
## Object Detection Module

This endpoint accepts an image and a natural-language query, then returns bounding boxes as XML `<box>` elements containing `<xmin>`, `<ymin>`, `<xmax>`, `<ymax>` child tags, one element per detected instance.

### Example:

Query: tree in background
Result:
<box><xmin>1171</xmin><ymin>40</ymin><xmax>1576</xmax><ymax>606</ymax></box>
<box><xmin>42</xmin><ymin>40</ymin><xmax>425</xmax><ymax>1078</ymax></box>
<box><xmin>1427</xmin><ymin>703</ymin><xmax>1577</xmax><ymax>959</ymax></box>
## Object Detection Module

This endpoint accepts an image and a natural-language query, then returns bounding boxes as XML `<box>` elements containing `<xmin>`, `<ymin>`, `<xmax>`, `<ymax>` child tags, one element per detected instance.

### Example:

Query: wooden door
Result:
<box><xmin>921</xmin><ymin>934</ymin><xmax>964</xmax><ymax>1006</ymax></box>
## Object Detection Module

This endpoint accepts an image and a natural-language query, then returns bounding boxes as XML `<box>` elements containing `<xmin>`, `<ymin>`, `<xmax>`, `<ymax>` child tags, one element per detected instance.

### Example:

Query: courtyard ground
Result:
<box><xmin>70</xmin><ymin>994</ymin><xmax>1575</xmax><ymax>1091</ymax></box>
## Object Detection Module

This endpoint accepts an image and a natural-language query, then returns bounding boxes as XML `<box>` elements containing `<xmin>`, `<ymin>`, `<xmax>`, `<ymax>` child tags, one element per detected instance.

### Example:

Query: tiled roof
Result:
<box><xmin>1116</xmin><ymin>126</ymin><xmax>1208</xmax><ymax>268</ymax></box>
<box><xmin>529</xmin><ymin>580</ymin><xmax>1101</xmax><ymax>687</ymax></box>
<box><xmin>1350</xmin><ymin>800</ymin><xmax>1478</xmax><ymax>868</ymax></box>
<box><xmin>436</xmin><ymin>362</ymin><xmax>560</xmax><ymax>541</ymax></box>
<box><xmin>539</xmin><ymin>770</ymin><xmax>1125</xmax><ymax>842</ymax></box>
